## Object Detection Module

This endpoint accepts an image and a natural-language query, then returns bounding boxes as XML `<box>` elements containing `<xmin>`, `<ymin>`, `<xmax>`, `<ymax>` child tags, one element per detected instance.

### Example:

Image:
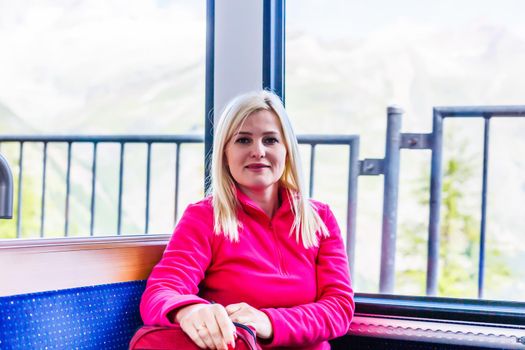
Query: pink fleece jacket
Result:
<box><xmin>140</xmin><ymin>188</ymin><xmax>354</xmax><ymax>349</ymax></box>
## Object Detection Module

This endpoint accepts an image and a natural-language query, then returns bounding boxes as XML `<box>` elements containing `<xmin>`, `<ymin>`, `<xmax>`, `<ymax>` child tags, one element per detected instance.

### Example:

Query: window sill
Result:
<box><xmin>348</xmin><ymin>314</ymin><xmax>525</xmax><ymax>349</ymax></box>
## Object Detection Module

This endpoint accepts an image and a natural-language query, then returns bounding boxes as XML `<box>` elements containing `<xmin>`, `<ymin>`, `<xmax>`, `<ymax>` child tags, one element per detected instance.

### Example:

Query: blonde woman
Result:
<box><xmin>140</xmin><ymin>90</ymin><xmax>354</xmax><ymax>350</ymax></box>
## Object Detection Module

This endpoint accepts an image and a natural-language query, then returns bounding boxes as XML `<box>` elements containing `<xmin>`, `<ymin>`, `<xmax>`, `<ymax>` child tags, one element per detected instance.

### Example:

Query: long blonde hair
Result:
<box><xmin>208</xmin><ymin>90</ymin><xmax>329</xmax><ymax>248</ymax></box>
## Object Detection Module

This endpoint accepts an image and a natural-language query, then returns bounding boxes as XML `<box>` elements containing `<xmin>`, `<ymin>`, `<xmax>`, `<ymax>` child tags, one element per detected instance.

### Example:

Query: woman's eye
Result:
<box><xmin>235</xmin><ymin>137</ymin><xmax>251</xmax><ymax>144</ymax></box>
<box><xmin>264</xmin><ymin>137</ymin><xmax>279</xmax><ymax>145</ymax></box>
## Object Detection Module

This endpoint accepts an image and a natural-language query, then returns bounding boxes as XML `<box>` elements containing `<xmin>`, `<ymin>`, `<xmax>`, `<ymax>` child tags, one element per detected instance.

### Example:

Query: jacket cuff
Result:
<box><xmin>161</xmin><ymin>295</ymin><xmax>209</xmax><ymax>326</ymax></box>
<box><xmin>260</xmin><ymin>308</ymin><xmax>286</xmax><ymax>347</ymax></box>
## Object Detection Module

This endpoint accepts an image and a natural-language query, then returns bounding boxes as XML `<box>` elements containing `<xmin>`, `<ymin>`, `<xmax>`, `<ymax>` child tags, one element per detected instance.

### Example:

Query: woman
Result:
<box><xmin>140</xmin><ymin>90</ymin><xmax>354</xmax><ymax>350</ymax></box>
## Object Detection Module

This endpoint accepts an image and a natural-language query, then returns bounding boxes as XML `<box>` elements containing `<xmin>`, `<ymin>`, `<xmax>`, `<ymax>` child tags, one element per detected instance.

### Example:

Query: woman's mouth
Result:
<box><xmin>245</xmin><ymin>163</ymin><xmax>270</xmax><ymax>170</ymax></box>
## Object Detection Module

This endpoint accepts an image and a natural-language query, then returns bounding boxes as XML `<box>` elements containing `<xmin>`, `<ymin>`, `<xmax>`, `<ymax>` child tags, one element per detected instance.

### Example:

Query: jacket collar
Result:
<box><xmin>235</xmin><ymin>185</ymin><xmax>293</xmax><ymax>219</ymax></box>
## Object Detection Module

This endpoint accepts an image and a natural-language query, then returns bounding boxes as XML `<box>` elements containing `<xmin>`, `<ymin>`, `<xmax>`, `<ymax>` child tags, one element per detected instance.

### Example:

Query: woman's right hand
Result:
<box><xmin>175</xmin><ymin>304</ymin><xmax>237</xmax><ymax>350</ymax></box>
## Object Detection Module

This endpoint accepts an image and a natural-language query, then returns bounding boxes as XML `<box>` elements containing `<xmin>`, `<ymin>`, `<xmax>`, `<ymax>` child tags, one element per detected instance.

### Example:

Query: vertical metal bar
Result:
<box><xmin>64</xmin><ymin>142</ymin><xmax>72</xmax><ymax>237</ymax></box>
<box><xmin>40</xmin><ymin>142</ymin><xmax>48</xmax><ymax>238</ymax></box>
<box><xmin>145</xmin><ymin>142</ymin><xmax>152</xmax><ymax>234</ymax></box>
<box><xmin>347</xmin><ymin>138</ymin><xmax>360</xmax><ymax>279</ymax></box>
<box><xmin>89</xmin><ymin>142</ymin><xmax>98</xmax><ymax>236</ymax></box>
<box><xmin>478</xmin><ymin>116</ymin><xmax>491</xmax><ymax>298</ymax></box>
<box><xmin>309</xmin><ymin>144</ymin><xmax>316</xmax><ymax>197</ymax></box>
<box><xmin>16</xmin><ymin>142</ymin><xmax>24</xmax><ymax>238</ymax></box>
<box><xmin>426</xmin><ymin>109</ymin><xmax>444</xmax><ymax>296</ymax></box>
<box><xmin>204</xmin><ymin>0</ymin><xmax>215</xmax><ymax>193</ymax></box>
<box><xmin>379</xmin><ymin>106</ymin><xmax>403</xmax><ymax>294</ymax></box>
<box><xmin>174</xmin><ymin>143</ymin><xmax>181</xmax><ymax>225</ymax></box>
<box><xmin>117</xmin><ymin>142</ymin><xmax>125</xmax><ymax>236</ymax></box>
<box><xmin>0</xmin><ymin>152</ymin><xmax>13</xmax><ymax>220</ymax></box>
<box><xmin>262</xmin><ymin>0</ymin><xmax>286</xmax><ymax>101</ymax></box>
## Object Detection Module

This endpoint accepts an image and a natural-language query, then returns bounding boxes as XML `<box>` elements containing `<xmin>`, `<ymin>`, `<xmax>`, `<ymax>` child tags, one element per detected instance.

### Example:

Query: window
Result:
<box><xmin>0</xmin><ymin>0</ymin><xmax>206</xmax><ymax>238</ymax></box>
<box><xmin>286</xmin><ymin>0</ymin><xmax>525</xmax><ymax>301</ymax></box>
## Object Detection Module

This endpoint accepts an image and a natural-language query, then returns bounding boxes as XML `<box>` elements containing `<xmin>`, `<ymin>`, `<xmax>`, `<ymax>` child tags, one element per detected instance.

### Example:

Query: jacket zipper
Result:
<box><xmin>241</xmin><ymin>202</ymin><xmax>287</xmax><ymax>276</ymax></box>
<box><xmin>269</xmin><ymin>221</ymin><xmax>287</xmax><ymax>275</ymax></box>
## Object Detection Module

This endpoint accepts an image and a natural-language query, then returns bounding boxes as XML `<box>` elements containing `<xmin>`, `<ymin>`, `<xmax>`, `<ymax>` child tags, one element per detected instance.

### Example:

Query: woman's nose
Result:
<box><xmin>250</xmin><ymin>141</ymin><xmax>266</xmax><ymax>158</ymax></box>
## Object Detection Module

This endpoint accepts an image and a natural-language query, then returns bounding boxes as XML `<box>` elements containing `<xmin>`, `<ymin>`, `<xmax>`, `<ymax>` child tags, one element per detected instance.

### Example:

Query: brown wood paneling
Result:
<box><xmin>0</xmin><ymin>235</ymin><xmax>169</xmax><ymax>296</ymax></box>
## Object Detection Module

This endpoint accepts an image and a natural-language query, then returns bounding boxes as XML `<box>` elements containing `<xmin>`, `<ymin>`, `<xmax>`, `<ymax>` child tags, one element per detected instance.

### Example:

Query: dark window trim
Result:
<box><xmin>262</xmin><ymin>0</ymin><xmax>285</xmax><ymax>101</ymax></box>
<box><xmin>204</xmin><ymin>0</ymin><xmax>215</xmax><ymax>192</ymax></box>
<box><xmin>356</xmin><ymin>293</ymin><xmax>525</xmax><ymax>326</ymax></box>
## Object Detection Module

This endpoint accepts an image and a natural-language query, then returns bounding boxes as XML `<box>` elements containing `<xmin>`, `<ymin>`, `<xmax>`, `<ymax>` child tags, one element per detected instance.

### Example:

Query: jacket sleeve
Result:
<box><xmin>260</xmin><ymin>204</ymin><xmax>354</xmax><ymax>347</ymax></box>
<box><xmin>140</xmin><ymin>203</ymin><xmax>214</xmax><ymax>326</ymax></box>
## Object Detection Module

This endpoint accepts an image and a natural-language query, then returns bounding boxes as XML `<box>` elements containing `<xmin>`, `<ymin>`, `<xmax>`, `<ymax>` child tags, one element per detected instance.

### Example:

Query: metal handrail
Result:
<box><xmin>371</xmin><ymin>105</ymin><xmax>525</xmax><ymax>298</ymax></box>
<box><xmin>2</xmin><ymin>104</ymin><xmax>521</xmax><ymax>298</ymax></box>
<box><xmin>0</xmin><ymin>134</ymin><xmax>360</xmax><ymax>270</ymax></box>
<box><xmin>428</xmin><ymin>106</ymin><xmax>525</xmax><ymax>298</ymax></box>
<box><xmin>0</xmin><ymin>135</ymin><xmax>202</xmax><ymax>238</ymax></box>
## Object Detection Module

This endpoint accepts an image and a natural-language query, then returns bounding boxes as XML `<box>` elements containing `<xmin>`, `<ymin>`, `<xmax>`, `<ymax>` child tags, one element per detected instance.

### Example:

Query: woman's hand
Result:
<box><xmin>225</xmin><ymin>302</ymin><xmax>273</xmax><ymax>340</ymax></box>
<box><xmin>176</xmin><ymin>304</ymin><xmax>237</xmax><ymax>350</ymax></box>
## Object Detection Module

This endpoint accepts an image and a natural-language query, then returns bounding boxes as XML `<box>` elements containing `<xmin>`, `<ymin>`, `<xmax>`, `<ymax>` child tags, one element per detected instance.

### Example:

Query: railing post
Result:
<box><xmin>478</xmin><ymin>115</ymin><xmax>491</xmax><ymax>299</ymax></box>
<box><xmin>379</xmin><ymin>106</ymin><xmax>403</xmax><ymax>294</ymax></box>
<box><xmin>308</xmin><ymin>144</ymin><xmax>316</xmax><ymax>197</ymax></box>
<box><xmin>16</xmin><ymin>142</ymin><xmax>24</xmax><ymax>238</ymax></box>
<box><xmin>40</xmin><ymin>142</ymin><xmax>47</xmax><ymax>237</ymax></box>
<box><xmin>426</xmin><ymin>108</ymin><xmax>444</xmax><ymax>296</ymax></box>
<box><xmin>145</xmin><ymin>142</ymin><xmax>152</xmax><ymax>234</ymax></box>
<box><xmin>65</xmin><ymin>142</ymin><xmax>72</xmax><ymax>237</ymax></box>
<box><xmin>89</xmin><ymin>142</ymin><xmax>98</xmax><ymax>237</ymax></box>
<box><xmin>117</xmin><ymin>142</ymin><xmax>125</xmax><ymax>236</ymax></box>
<box><xmin>347</xmin><ymin>138</ymin><xmax>360</xmax><ymax>279</ymax></box>
<box><xmin>174</xmin><ymin>143</ymin><xmax>181</xmax><ymax>225</ymax></box>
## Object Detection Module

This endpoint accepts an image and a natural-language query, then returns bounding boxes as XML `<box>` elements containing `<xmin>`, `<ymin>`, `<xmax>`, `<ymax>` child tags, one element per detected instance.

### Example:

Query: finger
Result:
<box><xmin>229</xmin><ymin>314</ymin><xmax>250</xmax><ymax>325</ymax></box>
<box><xmin>183</xmin><ymin>326</ymin><xmax>208</xmax><ymax>349</ymax></box>
<box><xmin>225</xmin><ymin>303</ymin><xmax>243</xmax><ymax>315</ymax></box>
<box><xmin>215</xmin><ymin>307</ymin><xmax>236</xmax><ymax>346</ymax></box>
<box><xmin>196</xmin><ymin>327</ymin><xmax>217</xmax><ymax>349</ymax></box>
<box><xmin>203</xmin><ymin>315</ymin><xmax>227</xmax><ymax>350</ymax></box>
<box><xmin>227</xmin><ymin>306</ymin><xmax>252</xmax><ymax>322</ymax></box>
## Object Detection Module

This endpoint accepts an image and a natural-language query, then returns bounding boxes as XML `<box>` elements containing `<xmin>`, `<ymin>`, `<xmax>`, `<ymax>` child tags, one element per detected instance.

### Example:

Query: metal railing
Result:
<box><xmin>364</xmin><ymin>105</ymin><xmax>525</xmax><ymax>298</ymax></box>
<box><xmin>428</xmin><ymin>106</ymin><xmax>525</xmax><ymax>298</ymax></box>
<box><xmin>0</xmin><ymin>135</ymin><xmax>202</xmax><ymax>238</ymax></box>
<box><xmin>3</xmin><ymin>106</ymin><xmax>520</xmax><ymax>298</ymax></box>
<box><xmin>0</xmin><ymin>134</ymin><xmax>360</xmax><ymax>269</ymax></box>
<box><xmin>299</xmin><ymin>135</ymin><xmax>360</xmax><ymax>278</ymax></box>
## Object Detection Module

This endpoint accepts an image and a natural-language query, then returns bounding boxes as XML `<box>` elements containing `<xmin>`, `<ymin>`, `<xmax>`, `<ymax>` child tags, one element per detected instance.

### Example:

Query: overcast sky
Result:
<box><xmin>288</xmin><ymin>0</ymin><xmax>525</xmax><ymax>40</ymax></box>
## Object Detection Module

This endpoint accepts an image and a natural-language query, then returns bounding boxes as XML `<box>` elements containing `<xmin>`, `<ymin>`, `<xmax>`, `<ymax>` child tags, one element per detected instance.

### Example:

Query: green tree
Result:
<box><xmin>397</xmin><ymin>134</ymin><xmax>511</xmax><ymax>297</ymax></box>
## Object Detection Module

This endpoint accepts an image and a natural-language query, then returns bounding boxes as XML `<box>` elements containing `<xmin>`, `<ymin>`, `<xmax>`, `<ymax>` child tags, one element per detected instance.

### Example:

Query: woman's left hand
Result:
<box><xmin>225</xmin><ymin>302</ymin><xmax>273</xmax><ymax>340</ymax></box>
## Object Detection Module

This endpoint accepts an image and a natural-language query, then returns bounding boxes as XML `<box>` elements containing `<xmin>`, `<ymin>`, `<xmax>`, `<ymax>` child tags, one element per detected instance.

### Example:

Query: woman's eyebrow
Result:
<box><xmin>236</xmin><ymin>131</ymin><xmax>279</xmax><ymax>135</ymax></box>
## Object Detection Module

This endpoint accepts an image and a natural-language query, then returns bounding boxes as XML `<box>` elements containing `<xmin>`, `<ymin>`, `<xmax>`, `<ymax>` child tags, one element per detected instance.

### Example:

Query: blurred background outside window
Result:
<box><xmin>0</xmin><ymin>0</ymin><xmax>206</xmax><ymax>239</ymax></box>
<box><xmin>286</xmin><ymin>0</ymin><xmax>525</xmax><ymax>301</ymax></box>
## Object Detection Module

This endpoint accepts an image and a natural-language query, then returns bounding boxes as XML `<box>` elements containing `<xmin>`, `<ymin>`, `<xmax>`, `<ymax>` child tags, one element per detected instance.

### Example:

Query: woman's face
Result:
<box><xmin>225</xmin><ymin>109</ymin><xmax>287</xmax><ymax>194</ymax></box>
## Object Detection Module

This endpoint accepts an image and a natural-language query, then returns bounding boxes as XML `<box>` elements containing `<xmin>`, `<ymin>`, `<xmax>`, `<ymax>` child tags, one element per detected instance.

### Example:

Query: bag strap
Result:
<box><xmin>233</xmin><ymin>322</ymin><xmax>258</xmax><ymax>350</ymax></box>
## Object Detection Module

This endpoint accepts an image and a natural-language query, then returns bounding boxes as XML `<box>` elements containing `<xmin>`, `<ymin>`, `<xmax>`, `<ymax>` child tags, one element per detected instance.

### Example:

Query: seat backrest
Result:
<box><xmin>0</xmin><ymin>280</ymin><xmax>146</xmax><ymax>350</ymax></box>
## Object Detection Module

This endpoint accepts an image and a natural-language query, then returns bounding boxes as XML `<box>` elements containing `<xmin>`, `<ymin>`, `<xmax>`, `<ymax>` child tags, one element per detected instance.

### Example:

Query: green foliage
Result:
<box><xmin>396</xmin><ymin>133</ymin><xmax>512</xmax><ymax>298</ymax></box>
<box><xmin>0</xmin><ymin>171</ymin><xmax>40</xmax><ymax>239</ymax></box>
<box><xmin>0</xmin><ymin>148</ymin><xmax>82</xmax><ymax>239</ymax></box>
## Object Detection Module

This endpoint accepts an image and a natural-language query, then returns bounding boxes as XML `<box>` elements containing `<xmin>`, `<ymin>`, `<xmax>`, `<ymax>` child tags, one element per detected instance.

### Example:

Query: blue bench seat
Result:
<box><xmin>0</xmin><ymin>281</ymin><xmax>146</xmax><ymax>350</ymax></box>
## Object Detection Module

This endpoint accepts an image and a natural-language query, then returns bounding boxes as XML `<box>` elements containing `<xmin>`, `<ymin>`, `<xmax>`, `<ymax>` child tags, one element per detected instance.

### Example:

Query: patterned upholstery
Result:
<box><xmin>1</xmin><ymin>281</ymin><xmax>494</xmax><ymax>350</ymax></box>
<box><xmin>0</xmin><ymin>281</ymin><xmax>146</xmax><ymax>350</ymax></box>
